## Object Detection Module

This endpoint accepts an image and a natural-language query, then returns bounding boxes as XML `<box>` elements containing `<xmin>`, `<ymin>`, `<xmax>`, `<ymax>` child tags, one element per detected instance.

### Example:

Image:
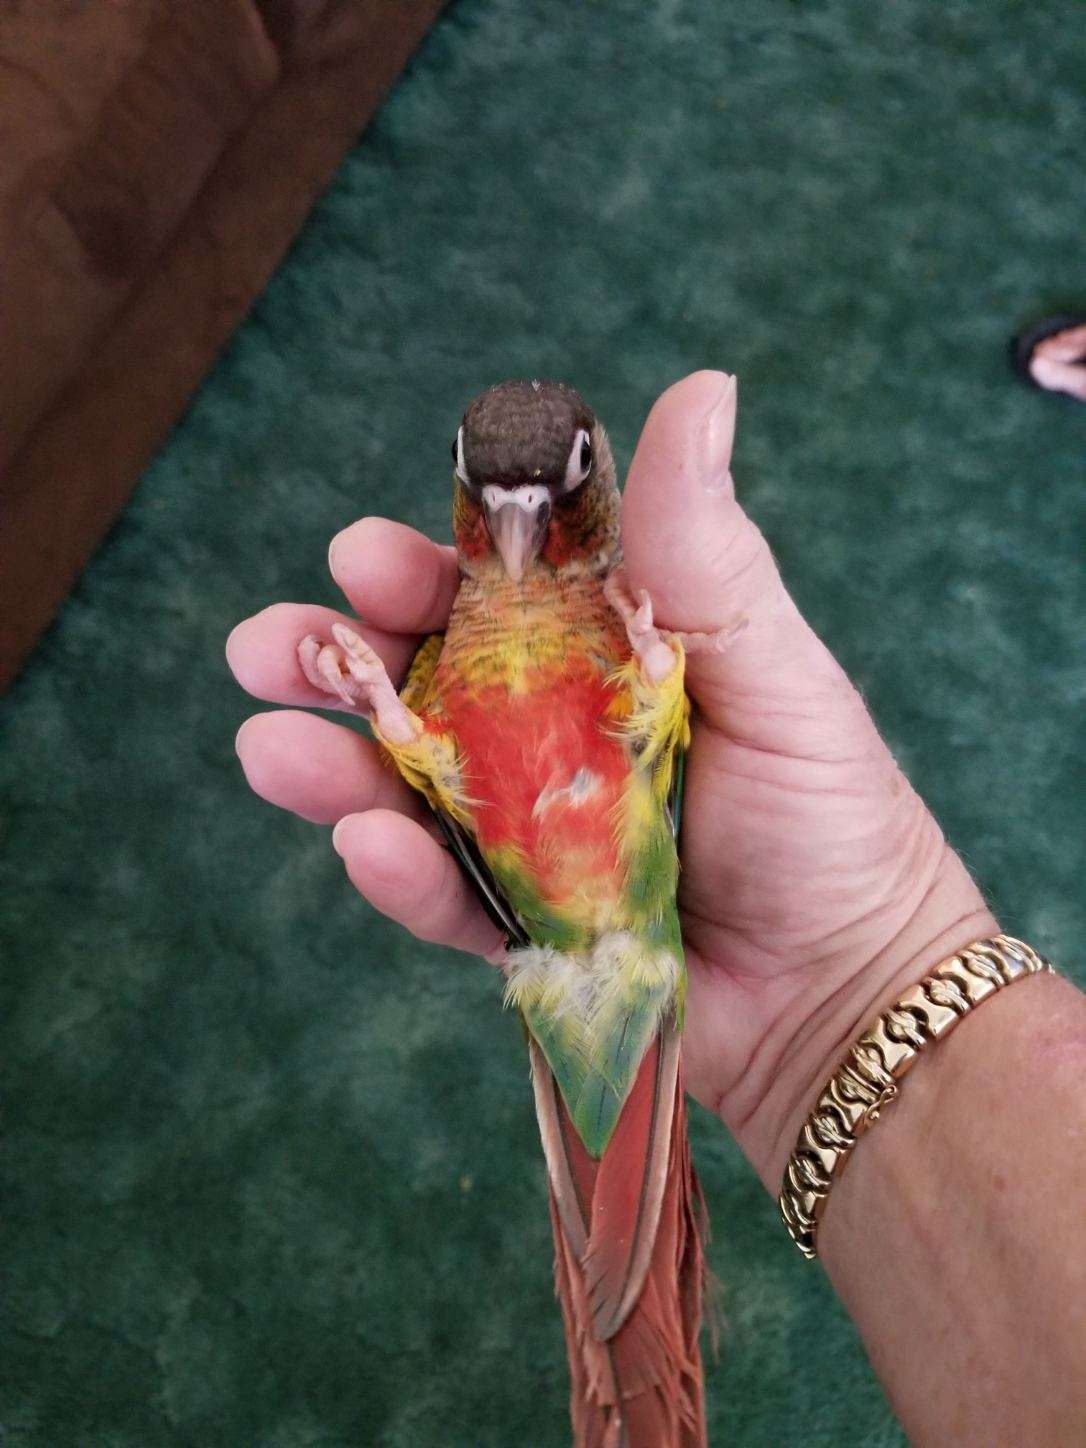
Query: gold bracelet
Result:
<box><xmin>778</xmin><ymin>934</ymin><xmax>1053</xmax><ymax>1259</ymax></box>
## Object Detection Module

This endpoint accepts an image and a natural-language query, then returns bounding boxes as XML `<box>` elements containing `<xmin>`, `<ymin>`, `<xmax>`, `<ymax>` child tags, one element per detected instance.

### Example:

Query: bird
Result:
<box><xmin>298</xmin><ymin>379</ymin><xmax>709</xmax><ymax>1447</ymax></box>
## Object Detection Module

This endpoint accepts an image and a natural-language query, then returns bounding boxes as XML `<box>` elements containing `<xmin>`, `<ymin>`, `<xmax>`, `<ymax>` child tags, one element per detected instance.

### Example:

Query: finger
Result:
<box><xmin>621</xmin><ymin>371</ymin><xmax>875</xmax><ymax>753</ymax></box>
<box><xmin>328</xmin><ymin>518</ymin><xmax>460</xmax><ymax>634</ymax></box>
<box><xmin>332</xmin><ymin>809</ymin><xmax>503</xmax><ymax>958</ymax></box>
<box><xmin>1029</xmin><ymin>354</ymin><xmax>1086</xmax><ymax>401</ymax></box>
<box><xmin>235</xmin><ymin>710</ymin><xmax>427</xmax><ymax>825</ymax></box>
<box><xmin>226</xmin><ymin>603</ymin><xmax>417</xmax><ymax>711</ymax></box>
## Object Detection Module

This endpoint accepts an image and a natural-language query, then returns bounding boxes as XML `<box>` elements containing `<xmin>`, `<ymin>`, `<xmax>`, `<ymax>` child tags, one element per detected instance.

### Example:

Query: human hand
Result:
<box><xmin>226</xmin><ymin>371</ymin><xmax>996</xmax><ymax>1188</ymax></box>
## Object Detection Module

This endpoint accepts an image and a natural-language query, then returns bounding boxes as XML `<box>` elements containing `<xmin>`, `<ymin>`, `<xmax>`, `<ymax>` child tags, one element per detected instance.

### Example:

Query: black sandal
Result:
<box><xmin>1009</xmin><ymin>312</ymin><xmax>1086</xmax><ymax>389</ymax></box>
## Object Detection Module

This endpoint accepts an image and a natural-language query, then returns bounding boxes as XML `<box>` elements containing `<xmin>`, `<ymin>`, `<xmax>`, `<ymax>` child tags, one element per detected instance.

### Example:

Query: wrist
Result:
<box><xmin>814</xmin><ymin>967</ymin><xmax>1083</xmax><ymax>1444</ymax></box>
<box><xmin>817</xmin><ymin>963</ymin><xmax>1078</xmax><ymax>1274</ymax></box>
<box><xmin>725</xmin><ymin>846</ymin><xmax>998</xmax><ymax>1189</ymax></box>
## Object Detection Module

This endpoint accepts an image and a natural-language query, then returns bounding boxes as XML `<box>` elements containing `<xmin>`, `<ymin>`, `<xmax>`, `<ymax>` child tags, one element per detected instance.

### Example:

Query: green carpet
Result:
<box><xmin>3</xmin><ymin>2</ymin><xmax>1083</xmax><ymax>1443</ymax></box>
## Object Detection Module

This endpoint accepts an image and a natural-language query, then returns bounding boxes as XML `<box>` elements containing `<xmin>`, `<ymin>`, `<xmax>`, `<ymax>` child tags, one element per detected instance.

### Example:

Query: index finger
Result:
<box><xmin>328</xmin><ymin>517</ymin><xmax>460</xmax><ymax>634</ymax></box>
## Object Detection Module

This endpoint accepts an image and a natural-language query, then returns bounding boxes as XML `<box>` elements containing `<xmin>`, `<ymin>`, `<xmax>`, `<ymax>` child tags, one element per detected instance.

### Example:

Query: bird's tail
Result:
<box><xmin>531</xmin><ymin>1031</ymin><xmax>709</xmax><ymax>1448</ymax></box>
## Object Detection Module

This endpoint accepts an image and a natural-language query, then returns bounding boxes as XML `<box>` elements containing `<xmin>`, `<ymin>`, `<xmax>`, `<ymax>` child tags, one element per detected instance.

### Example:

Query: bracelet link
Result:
<box><xmin>778</xmin><ymin>934</ymin><xmax>1053</xmax><ymax>1260</ymax></box>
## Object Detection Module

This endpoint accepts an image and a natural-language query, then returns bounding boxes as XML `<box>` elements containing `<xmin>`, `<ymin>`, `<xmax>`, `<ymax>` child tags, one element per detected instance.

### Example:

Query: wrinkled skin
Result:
<box><xmin>227</xmin><ymin>371</ymin><xmax>995</xmax><ymax>1186</ymax></box>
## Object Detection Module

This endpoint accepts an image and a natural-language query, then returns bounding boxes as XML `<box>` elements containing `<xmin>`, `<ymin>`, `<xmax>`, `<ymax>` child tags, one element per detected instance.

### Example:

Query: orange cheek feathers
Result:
<box><xmin>453</xmin><ymin>487</ymin><xmax>493</xmax><ymax>564</ymax></box>
<box><xmin>541</xmin><ymin>495</ymin><xmax>609</xmax><ymax>569</ymax></box>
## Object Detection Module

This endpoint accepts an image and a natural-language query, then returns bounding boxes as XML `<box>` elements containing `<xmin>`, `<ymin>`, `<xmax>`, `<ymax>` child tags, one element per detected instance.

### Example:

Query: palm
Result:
<box><xmin>674</xmin><ymin>705</ymin><xmax>937</xmax><ymax>1128</ymax></box>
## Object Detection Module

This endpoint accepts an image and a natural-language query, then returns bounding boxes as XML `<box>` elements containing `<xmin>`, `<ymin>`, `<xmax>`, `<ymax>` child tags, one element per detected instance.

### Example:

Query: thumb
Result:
<box><xmin>621</xmin><ymin>371</ymin><xmax>868</xmax><ymax>752</ymax></box>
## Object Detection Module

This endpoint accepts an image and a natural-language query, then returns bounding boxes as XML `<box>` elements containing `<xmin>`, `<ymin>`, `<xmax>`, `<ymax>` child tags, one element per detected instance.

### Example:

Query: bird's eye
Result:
<box><xmin>452</xmin><ymin>426</ymin><xmax>471</xmax><ymax>485</ymax></box>
<box><xmin>562</xmin><ymin>428</ymin><xmax>593</xmax><ymax>492</ymax></box>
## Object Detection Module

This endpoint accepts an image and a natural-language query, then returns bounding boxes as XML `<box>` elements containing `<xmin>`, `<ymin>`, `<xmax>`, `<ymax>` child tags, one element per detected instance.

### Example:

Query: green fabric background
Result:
<box><xmin>2</xmin><ymin>2</ymin><xmax>1083</xmax><ymax>1443</ymax></box>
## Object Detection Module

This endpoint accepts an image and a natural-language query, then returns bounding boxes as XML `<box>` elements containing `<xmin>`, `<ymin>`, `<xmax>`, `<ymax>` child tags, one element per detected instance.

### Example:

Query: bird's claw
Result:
<box><xmin>298</xmin><ymin>634</ymin><xmax>357</xmax><ymax>706</ymax></box>
<box><xmin>630</xmin><ymin>590</ymin><xmax>655</xmax><ymax>640</ymax></box>
<box><xmin>672</xmin><ymin>618</ymin><xmax>749</xmax><ymax>656</ymax></box>
<box><xmin>605</xmin><ymin>571</ymin><xmax>678</xmax><ymax>685</ymax></box>
<box><xmin>297</xmin><ymin>627</ymin><xmax>422</xmax><ymax>743</ymax></box>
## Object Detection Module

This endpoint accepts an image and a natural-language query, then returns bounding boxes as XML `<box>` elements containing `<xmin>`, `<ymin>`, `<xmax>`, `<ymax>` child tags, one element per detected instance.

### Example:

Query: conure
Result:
<box><xmin>299</xmin><ymin>380</ymin><xmax>710</xmax><ymax>1447</ymax></box>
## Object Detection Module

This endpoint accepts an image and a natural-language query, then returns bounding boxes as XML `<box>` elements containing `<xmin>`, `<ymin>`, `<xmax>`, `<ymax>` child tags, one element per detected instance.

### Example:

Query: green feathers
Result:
<box><xmin>505</xmin><ymin>932</ymin><xmax>682</xmax><ymax>1156</ymax></box>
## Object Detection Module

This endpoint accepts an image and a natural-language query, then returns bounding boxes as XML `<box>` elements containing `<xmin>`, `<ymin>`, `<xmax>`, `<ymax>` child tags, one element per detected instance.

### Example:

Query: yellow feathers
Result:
<box><xmin>609</xmin><ymin>640</ymin><xmax>691</xmax><ymax>800</ymax></box>
<box><xmin>375</xmin><ymin>725</ymin><xmax>475</xmax><ymax>827</ymax></box>
<box><xmin>398</xmin><ymin>633</ymin><xmax>444</xmax><ymax>712</ymax></box>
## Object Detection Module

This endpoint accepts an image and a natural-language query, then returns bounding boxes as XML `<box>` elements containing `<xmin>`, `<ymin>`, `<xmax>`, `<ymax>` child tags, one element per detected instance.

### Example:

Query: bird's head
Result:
<box><xmin>451</xmin><ymin>380</ymin><xmax>620</xmax><ymax>583</ymax></box>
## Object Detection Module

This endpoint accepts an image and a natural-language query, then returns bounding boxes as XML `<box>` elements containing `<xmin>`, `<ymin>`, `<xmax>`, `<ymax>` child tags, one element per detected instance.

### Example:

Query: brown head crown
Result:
<box><xmin>451</xmin><ymin>379</ymin><xmax>619</xmax><ymax>582</ymax></box>
<box><xmin>456</xmin><ymin>380</ymin><xmax>595</xmax><ymax>491</ymax></box>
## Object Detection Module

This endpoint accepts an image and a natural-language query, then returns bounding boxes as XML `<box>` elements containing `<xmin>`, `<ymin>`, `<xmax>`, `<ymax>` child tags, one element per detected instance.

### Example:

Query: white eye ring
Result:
<box><xmin>454</xmin><ymin>426</ymin><xmax>470</xmax><ymax>485</ymax></box>
<box><xmin>562</xmin><ymin>428</ymin><xmax>593</xmax><ymax>493</ymax></box>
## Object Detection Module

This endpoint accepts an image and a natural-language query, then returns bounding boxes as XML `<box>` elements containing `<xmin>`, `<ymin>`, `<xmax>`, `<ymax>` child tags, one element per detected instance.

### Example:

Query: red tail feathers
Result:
<box><xmin>533</xmin><ymin>1035</ymin><xmax>709</xmax><ymax>1447</ymax></box>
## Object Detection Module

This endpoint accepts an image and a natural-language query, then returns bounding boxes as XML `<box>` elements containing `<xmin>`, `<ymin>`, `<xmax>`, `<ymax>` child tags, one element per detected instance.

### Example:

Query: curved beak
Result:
<box><xmin>482</xmin><ymin>485</ymin><xmax>551</xmax><ymax>582</ymax></box>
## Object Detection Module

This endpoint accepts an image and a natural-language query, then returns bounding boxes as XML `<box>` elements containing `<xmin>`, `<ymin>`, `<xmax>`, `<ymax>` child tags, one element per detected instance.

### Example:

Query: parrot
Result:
<box><xmin>298</xmin><ymin>380</ymin><xmax>710</xmax><ymax>1447</ymax></box>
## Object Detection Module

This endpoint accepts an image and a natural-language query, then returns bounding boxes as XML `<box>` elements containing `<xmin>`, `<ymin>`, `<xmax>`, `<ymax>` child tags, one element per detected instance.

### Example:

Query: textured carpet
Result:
<box><xmin>2</xmin><ymin>2</ymin><xmax>1083</xmax><ymax>1444</ymax></box>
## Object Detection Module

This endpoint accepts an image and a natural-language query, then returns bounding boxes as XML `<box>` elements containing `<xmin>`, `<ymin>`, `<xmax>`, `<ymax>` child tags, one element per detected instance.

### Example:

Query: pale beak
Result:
<box><xmin>482</xmin><ymin>484</ymin><xmax>551</xmax><ymax>582</ymax></box>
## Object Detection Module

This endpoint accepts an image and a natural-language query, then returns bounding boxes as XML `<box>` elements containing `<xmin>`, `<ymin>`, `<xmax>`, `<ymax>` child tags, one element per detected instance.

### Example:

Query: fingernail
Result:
<box><xmin>224</xmin><ymin>620</ymin><xmax>245</xmax><ymax>668</ymax></box>
<box><xmin>701</xmin><ymin>373</ymin><xmax>737</xmax><ymax>492</ymax></box>
<box><xmin>234</xmin><ymin>717</ymin><xmax>254</xmax><ymax>758</ymax></box>
<box><xmin>328</xmin><ymin>533</ymin><xmax>345</xmax><ymax>582</ymax></box>
<box><xmin>332</xmin><ymin>818</ymin><xmax>349</xmax><ymax>856</ymax></box>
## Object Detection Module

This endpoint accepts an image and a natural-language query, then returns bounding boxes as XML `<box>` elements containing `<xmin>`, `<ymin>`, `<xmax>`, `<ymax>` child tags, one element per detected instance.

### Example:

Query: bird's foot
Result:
<box><xmin>605</xmin><ymin>569</ymin><xmax>747</xmax><ymax>681</ymax></box>
<box><xmin>298</xmin><ymin>625</ymin><xmax>422</xmax><ymax>743</ymax></box>
<box><xmin>604</xmin><ymin>570</ymin><xmax>679</xmax><ymax>684</ymax></box>
<box><xmin>674</xmin><ymin>617</ymin><xmax>750</xmax><ymax>657</ymax></box>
